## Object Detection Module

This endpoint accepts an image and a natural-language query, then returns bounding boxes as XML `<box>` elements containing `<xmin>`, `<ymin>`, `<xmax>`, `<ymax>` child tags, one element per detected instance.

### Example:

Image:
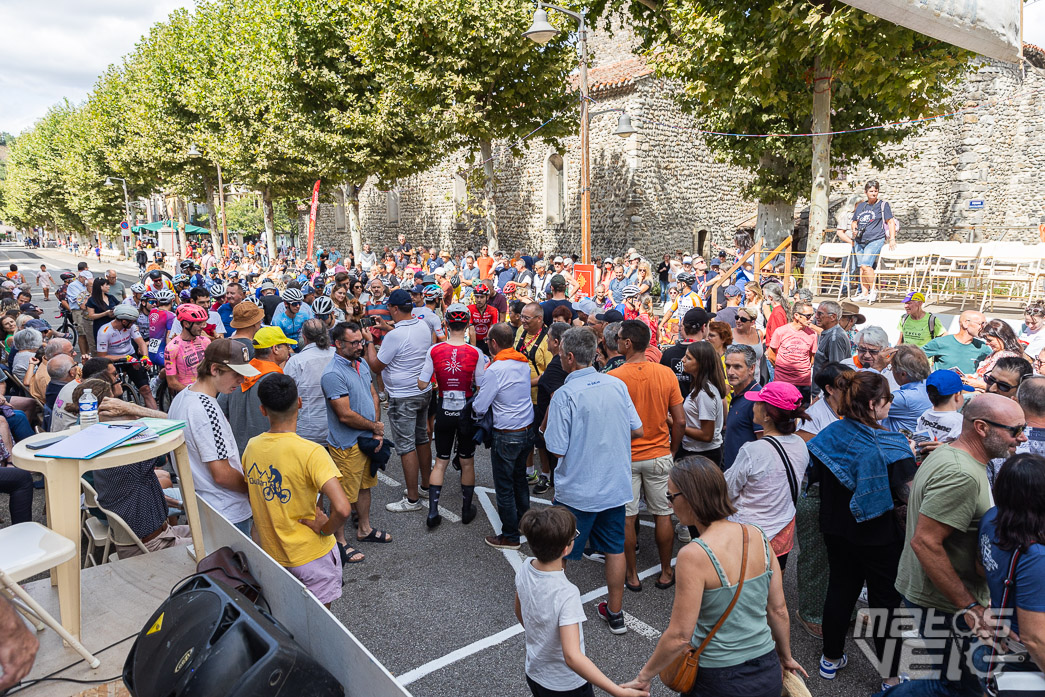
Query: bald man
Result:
<box><xmin>892</xmin><ymin>393</ymin><xmax>1026</xmax><ymax>696</ymax></box>
<box><xmin>921</xmin><ymin>310</ymin><xmax>991</xmax><ymax>375</ymax></box>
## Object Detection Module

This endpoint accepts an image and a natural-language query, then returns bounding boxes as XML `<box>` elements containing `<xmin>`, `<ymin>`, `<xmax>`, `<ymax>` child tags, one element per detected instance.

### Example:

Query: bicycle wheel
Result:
<box><xmin>62</xmin><ymin>318</ymin><xmax>79</xmax><ymax>347</ymax></box>
<box><xmin>153</xmin><ymin>377</ymin><xmax>171</xmax><ymax>412</ymax></box>
<box><xmin>120</xmin><ymin>378</ymin><xmax>143</xmax><ymax>407</ymax></box>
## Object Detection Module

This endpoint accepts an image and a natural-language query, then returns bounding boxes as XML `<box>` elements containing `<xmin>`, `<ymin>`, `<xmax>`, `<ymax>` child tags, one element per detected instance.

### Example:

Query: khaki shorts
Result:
<box><xmin>329</xmin><ymin>444</ymin><xmax>375</xmax><ymax>504</ymax></box>
<box><xmin>74</xmin><ymin>309</ymin><xmax>95</xmax><ymax>350</ymax></box>
<box><xmin>626</xmin><ymin>454</ymin><xmax>674</xmax><ymax>517</ymax></box>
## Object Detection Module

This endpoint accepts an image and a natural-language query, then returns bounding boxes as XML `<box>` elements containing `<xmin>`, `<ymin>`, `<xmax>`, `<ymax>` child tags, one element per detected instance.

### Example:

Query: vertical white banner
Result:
<box><xmin>839</xmin><ymin>0</ymin><xmax>1022</xmax><ymax>63</ymax></box>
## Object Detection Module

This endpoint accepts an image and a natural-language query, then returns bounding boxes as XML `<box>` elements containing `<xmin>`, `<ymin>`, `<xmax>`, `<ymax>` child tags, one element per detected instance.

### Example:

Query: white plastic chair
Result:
<box><xmin>79</xmin><ymin>478</ymin><xmax>149</xmax><ymax>560</ymax></box>
<box><xmin>930</xmin><ymin>243</ymin><xmax>982</xmax><ymax>308</ymax></box>
<box><xmin>79</xmin><ymin>480</ymin><xmax>110</xmax><ymax>567</ymax></box>
<box><xmin>979</xmin><ymin>243</ymin><xmax>1045</xmax><ymax>311</ymax></box>
<box><xmin>0</xmin><ymin>522</ymin><xmax>101</xmax><ymax>668</ymax></box>
<box><xmin>809</xmin><ymin>242</ymin><xmax>853</xmax><ymax>298</ymax></box>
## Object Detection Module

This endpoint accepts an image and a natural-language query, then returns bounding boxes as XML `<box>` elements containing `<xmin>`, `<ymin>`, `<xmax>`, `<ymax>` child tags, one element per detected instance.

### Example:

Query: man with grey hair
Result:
<box><xmin>882</xmin><ymin>344</ymin><xmax>933</xmax><ymax>433</ymax></box>
<box><xmin>545</xmin><ymin>326</ymin><xmax>643</xmax><ymax>635</ymax></box>
<box><xmin>44</xmin><ymin>354</ymin><xmax>77</xmax><ymax>423</ymax></box>
<box><xmin>723</xmin><ymin>343</ymin><xmax>763</xmax><ymax>469</ymax></box>
<box><xmin>284</xmin><ymin>319</ymin><xmax>336</xmax><ymax>445</ymax></box>
<box><xmin>105</xmin><ymin>270</ymin><xmax>125</xmax><ymax>302</ymax></box>
<box><xmin>842</xmin><ymin>325</ymin><xmax>899</xmax><ymax>390</ymax></box>
<box><xmin>24</xmin><ymin>338</ymin><xmax>74</xmax><ymax>403</ymax></box>
<box><xmin>601</xmin><ymin>321</ymin><xmax>624</xmax><ymax>373</ymax></box>
<box><xmin>812</xmin><ymin>300</ymin><xmax>852</xmax><ymax>399</ymax></box>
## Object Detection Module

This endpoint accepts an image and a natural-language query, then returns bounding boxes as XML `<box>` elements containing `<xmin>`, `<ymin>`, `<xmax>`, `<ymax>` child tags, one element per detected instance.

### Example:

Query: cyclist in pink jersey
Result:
<box><xmin>148</xmin><ymin>290</ymin><xmax>177</xmax><ymax>366</ymax></box>
<box><xmin>164</xmin><ymin>304</ymin><xmax>211</xmax><ymax>394</ymax></box>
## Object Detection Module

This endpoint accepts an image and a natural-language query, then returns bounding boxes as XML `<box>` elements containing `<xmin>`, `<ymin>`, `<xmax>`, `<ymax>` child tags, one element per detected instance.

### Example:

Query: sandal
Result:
<box><xmin>625</xmin><ymin>580</ymin><xmax>642</xmax><ymax>593</ymax></box>
<box><xmin>337</xmin><ymin>543</ymin><xmax>365</xmax><ymax>564</ymax></box>
<box><xmin>654</xmin><ymin>577</ymin><xmax>675</xmax><ymax>590</ymax></box>
<box><xmin>357</xmin><ymin>528</ymin><xmax>392</xmax><ymax>543</ymax></box>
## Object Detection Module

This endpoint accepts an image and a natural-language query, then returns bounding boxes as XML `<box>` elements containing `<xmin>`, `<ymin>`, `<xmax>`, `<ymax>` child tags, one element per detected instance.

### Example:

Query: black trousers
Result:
<box><xmin>0</xmin><ymin>466</ymin><xmax>34</xmax><ymax>525</ymax></box>
<box><xmin>822</xmin><ymin>533</ymin><xmax>903</xmax><ymax>673</ymax></box>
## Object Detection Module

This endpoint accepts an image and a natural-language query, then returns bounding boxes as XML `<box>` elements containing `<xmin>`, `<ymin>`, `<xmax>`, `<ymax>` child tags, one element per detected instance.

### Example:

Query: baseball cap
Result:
<box><xmin>724</xmin><ymin>284</ymin><xmax>742</xmax><ymax>297</ymax></box>
<box><xmin>550</xmin><ymin>274</ymin><xmax>567</xmax><ymax>289</ymax></box>
<box><xmin>230</xmin><ymin>302</ymin><xmax>264</xmax><ymax>328</ymax></box>
<box><xmin>745</xmin><ymin>381</ymin><xmax>802</xmax><ymax>410</ymax></box>
<box><xmin>0</xmin><ymin>281</ymin><xmax>13</xmax><ymax>290</ymax></box>
<box><xmin>387</xmin><ymin>288</ymin><xmax>413</xmax><ymax>308</ymax></box>
<box><xmin>205</xmin><ymin>338</ymin><xmax>261</xmax><ymax>376</ymax></box>
<box><xmin>572</xmin><ymin>298</ymin><xmax>597</xmax><ymax>316</ymax></box>
<box><xmin>252</xmin><ymin>326</ymin><xmax>298</xmax><ymax>349</ymax></box>
<box><xmin>259</xmin><ymin>280</ymin><xmax>277</xmax><ymax>291</ymax></box>
<box><xmin>553</xmin><ymin>256</ymin><xmax>564</xmax><ymax>264</ymax></box>
<box><xmin>682</xmin><ymin>256</ymin><xmax>693</xmax><ymax>264</ymax></box>
<box><xmin>26</xmin><ymin>319</ymin><xmax>50</xmax><ymax>332</ymax></box>
<box><xmin>839</xmin><ymin>301</ymin><xmax>867</xmax><ymax>325</ymax></box>
<box><xmin>595</xmin><ymin>309</ymin><xmax>625</xmax><ymax>323</ymax></box>
<box><xmin>629</xmin><ymin>252</ymin><xmax>641</xmax><ymax>261</ymax></box>
<box><xmin>904</xmin><ymin>291</ymin><xmax>926</xmax><ymax>303</ymax></box>
<box><xmin>79</xmin><ymin>270</ymin><xmax>94</xmax><ymax>280</ymax></box>
<box><xmin>683</xmin><ymin>307</ymin><xmax>712</xmax><ymax>329</ymax></box>
<box><xmin>433</xmin><ymin>267</ymin><xmax>446</xmax><ymax>277</ymax></box>
<box><xmin>926</xmin><ymin>369</ymin><xmax>975</xmax><ymax>396</ymax></box>
<box><xmin>411</xmin><ymin>283</ymin><xmax>426</xmax><ymax>294</ymax></box>
<box><xmin>710</xmin><ymin>258</ymin><xmax>721</xmax><ymax>267</ymax></box>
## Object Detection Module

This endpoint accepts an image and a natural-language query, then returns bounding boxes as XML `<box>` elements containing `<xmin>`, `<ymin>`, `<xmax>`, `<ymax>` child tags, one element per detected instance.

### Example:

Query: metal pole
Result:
<box><xmin>216</xmin><ymin>161</ymin><xmax>229</xmax><ymax>254</ymax></box>
<box><xmin>578</xmin><ymin>10</ymin><xmax>591</xmax><ymax>266</ymax></box>
<box><xmin>120</xmin><ymin>179</ymin><xmax>132</xmax><ymax>257</ymax></box>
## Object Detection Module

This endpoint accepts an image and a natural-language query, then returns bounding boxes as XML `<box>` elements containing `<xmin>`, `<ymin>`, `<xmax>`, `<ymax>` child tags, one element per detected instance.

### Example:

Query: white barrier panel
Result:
<box><xmin>196</xmin><ymin>497</ymin><xmax>412</xmax><ymax>697</ymax></box>
<box><xmin>839</xmin><ymin>0</ymin><xmax>1022</xmax><ymax>62</ymax></box>
<box><xmin>850</xmin><ymin>306</ymin><xmax>1021</xmax><ymax>346</ymax></box>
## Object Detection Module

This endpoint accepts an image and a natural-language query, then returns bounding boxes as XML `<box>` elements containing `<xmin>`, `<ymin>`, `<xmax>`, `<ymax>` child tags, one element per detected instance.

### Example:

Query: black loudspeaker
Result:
<box><xmin>123</xmin><ymin>575</ymin><xmax>343</xmax><ymax>697</ymax></box>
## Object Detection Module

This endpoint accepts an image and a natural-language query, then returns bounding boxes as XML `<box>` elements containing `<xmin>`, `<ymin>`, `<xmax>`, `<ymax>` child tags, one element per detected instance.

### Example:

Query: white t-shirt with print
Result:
<box><xmin>916</xmin><ymin>409</ymin><xmax>964</xmax><ymax>443</ymax></box>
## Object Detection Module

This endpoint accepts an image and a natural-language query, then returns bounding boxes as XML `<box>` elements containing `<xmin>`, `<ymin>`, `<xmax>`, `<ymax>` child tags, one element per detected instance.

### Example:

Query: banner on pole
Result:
<box><xmin>307</xmin><ymin>180</ymin><xmax>321</xmax><ymax>261</ymax></box>
<box><xmin>574</xmin><ymin>264</ymin><xmax>595</xmax><ymax>298</ymax></box>
<box><xmin>838</xmin><ymin>0</ymin><xmax>1021</xmax><ymax>63</ymax></box>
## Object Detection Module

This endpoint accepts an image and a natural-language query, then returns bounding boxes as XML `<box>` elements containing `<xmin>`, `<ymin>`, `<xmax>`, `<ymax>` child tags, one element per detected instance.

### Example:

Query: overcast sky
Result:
<box><xmin>1</xmin><ymin>0</ymin><xmax>1043</xmax><ymax>136</ymax></box>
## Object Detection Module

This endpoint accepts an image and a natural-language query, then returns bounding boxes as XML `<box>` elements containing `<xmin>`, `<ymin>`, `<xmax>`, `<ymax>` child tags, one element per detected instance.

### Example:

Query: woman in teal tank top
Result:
<box><xmin>623</xmin><ymin>456</ymin><xmax>807</xmax><ymax>696</ymax></box>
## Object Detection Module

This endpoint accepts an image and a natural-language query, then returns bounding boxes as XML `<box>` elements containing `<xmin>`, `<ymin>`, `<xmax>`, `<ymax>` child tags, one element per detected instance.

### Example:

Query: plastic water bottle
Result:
<box><xmin>78</xmin><ymin>388</ymin><xmax>98</xmax><ymax>427</ymax></box>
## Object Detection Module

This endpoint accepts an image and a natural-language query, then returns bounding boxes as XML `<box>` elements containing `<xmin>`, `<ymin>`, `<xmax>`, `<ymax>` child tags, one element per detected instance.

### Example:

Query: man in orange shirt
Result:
<box><xmin>609</xmin><ymin>320</ymin><xmax>684</xmax><ymax>591</ymax></box>
<box><xmin>476</xmin><ymin>245</ymin><xmax>494</xmax><ymax>280</ymax></box>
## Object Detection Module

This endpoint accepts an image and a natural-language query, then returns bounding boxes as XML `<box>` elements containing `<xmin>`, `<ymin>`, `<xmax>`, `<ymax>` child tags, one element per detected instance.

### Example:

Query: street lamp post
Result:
<box><xmin>525</xmin><ymin>4</ymin><xmax>636</xmax><ymax>266</ymax></box>
<box><xmin>104</xmin><ymin>176</ymin><xmax>132</xmax><ymax>257</ymax></box>
<box><xmin>187</xmin><ymin>143</ymin><xmax>229</xmax><ymax>256</ymax></box>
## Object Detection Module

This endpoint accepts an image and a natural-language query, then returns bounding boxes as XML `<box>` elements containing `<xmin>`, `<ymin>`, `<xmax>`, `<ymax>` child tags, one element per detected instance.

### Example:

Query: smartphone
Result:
<box><xmin>26</xmin><ymin>435</ymin><xmax>69</xmax><ymax>450</ymax></box>
<box><xmin>950</xmin><ymin>367</ymin><xmax>965</xmax><ymax>376</ymax></box>
<box><xmin>360</xmin><ymin>316</ymin><xmax>376</xmax><ymax>329</ymax></box>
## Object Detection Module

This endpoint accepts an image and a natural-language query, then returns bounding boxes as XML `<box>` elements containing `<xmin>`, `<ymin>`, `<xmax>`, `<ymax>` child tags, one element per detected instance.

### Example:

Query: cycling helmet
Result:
<box><xmin>154</xmin><ymin>289</ymin><xmax>176</xmax><ymax>304</ymax></box>
<box><xmin>311</xmin><ymin>296</ymin><xmax>334</xmax><ymax>316</ymax></box>
<box><xmin>304</xmin><ymin>262</ymin><xmax>315</xmax><ymax>271</ymax></box>
<box><xmin>179</xmin><ymin>289</ymin><xmax>192</xmax><ymax>301</ymax></box>
<box><xmin>59</xmin><ymin>272</ymin><xmax>76</xmax><ymax>282</ymax></box>
<box><xmin>141</xmin><ymin>291</ymin><xmax>155</xmax><ymax>301</ymax></box>
<box><xmin>622</xmin><ymin>284</ymin><xmax>641</xmax><ymax>299</ymax></box>
<box><xmin>173</xmin><ymin>274</ymin><xmax>189</xmax><ymax>284</ymax></box>
<box><xmin>445</xmin><ymin>303</ymin><xmax>471</xmax><ymax>325</ymax></box>
<box><xmin>676</xmin><ymin>272</ymin><xmax>696</xmax><ymax>286</ymax></box>
<box><xmin>282</xmin><ymin>288</ymin><xmax>304</xmax><ymax>303</ymax></box>
<box><xmin>153</xmin><ymin>251</ymin><xmax>163</xmax><ymax>258</ymax></box>
<box><xmin>179</xmin><ymin>260</ymin><xmax>194</xmax><ymax>271</ymax></box>
<box><xmin>245</xmin><ymin>296</ymin><xmax>263</xmax><ymax>308</ymax></box>
<box><xmin>130</xmin><ymin>282</ymin><xmax>147</xmax><ymax>295</ymax></box>
<box><xmin>113</xmin><ymin>305</ymin><xmax>139</xmax><ymax>321</ymax></box>
<box><xmin>176</xmin><ymin>303</ymin><xmax>209</xmax><ymax>323</ymax></box>
<box><xmin>503</xmin><ymin>282</ymin><xmax>517</xmax><ymax>294</ymax></box>
<box><xmin>209</xmin><ymin>283</ymin><xmax>226</xmax><ymax>297</ymax></box>
<box><xmin>474</xmin><ymin>282</ymin><xmax>491</xmax><ymax>295</ymax></box>
<box><xmin>423</xmin><ymin>285</ymin><xmax>442</xmax><ymax>301</ymax></box>
<box><xmin>209</xmin><ymin>267</ymin><xmax>220</xmax><ymax>275</ymax></box>
<box><xmin>450</xmin><ymin>274</ymin><xmax>460</xmax><ymax>289</ymax></box>
<box><xmin>148</xmin><ymin>269</ymin><xmax>163</xmax><ymax>280</ymax></box>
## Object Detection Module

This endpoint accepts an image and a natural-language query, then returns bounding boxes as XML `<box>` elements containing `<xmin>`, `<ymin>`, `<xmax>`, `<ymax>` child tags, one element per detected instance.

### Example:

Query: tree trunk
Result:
<box><xmin>804</xmin><ymin>54</ymin><xmax>832</xmax><ymax>290</ymax></box>
<box><xmin>204</xmin><ymin>178</ymin><xmax>221</xmax><ymax>254</ymax></box>
<box><xmin>176</xmin><ymin>198</ymin><xmax>188</xmax><ymax>261</ymax></box>
<box><xmin>480</xmin><ymin>139</ymin><xmax>498</xmax><ymax>251</ymax></box>
<box><xmin>755</xmin><ymin>200</ymin><xmax>795</xmax><ymax>257</ymax></box>
<box><xmin>262</xmin><ymin>187</ymin><xmax>277</xmax><ymax>264</ymax></box>
<box><xmin>344</xmin><ymin>183</ymin><xmax>363</xmax><ymax>264</ymax></box>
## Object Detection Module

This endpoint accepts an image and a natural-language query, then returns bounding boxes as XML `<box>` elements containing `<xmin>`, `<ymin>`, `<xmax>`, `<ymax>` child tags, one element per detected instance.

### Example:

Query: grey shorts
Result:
<box><xmin>387</xmin><ymin>392</ymin><xmax>431</xmax><ymax>454</ymax></box>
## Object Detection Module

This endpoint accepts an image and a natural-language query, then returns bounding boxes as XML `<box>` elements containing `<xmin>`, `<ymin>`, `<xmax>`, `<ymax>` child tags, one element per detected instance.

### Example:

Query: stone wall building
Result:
<box><xmin>307</xmin><ymin>23</ymin><xmax>1045</xmax><ymax>259</ymax></box>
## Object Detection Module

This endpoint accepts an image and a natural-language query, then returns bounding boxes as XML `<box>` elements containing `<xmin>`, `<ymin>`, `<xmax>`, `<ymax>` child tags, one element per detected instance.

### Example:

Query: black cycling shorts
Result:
<box><xmin>116</xmin><ymin>361</ymin><xmax>150</xmax><ymax>390</ymax></box>
<box><xmin>433</xmin><ymin>398</ymin><xmax>476</xmax><ymax>461</ymax></box>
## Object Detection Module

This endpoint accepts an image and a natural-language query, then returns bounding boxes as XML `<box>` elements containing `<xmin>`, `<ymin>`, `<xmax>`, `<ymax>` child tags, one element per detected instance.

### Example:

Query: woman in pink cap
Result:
<box><xmin>726</xmin><ymin>382</ymin><xmax>809</xmax><ymax>572</ymax></box>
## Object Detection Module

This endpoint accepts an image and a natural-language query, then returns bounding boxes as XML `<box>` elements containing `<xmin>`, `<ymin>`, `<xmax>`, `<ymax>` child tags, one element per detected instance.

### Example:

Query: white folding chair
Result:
<box><xmin>79</xmin><ymin>479</ymin><xmax>111</xmax><ymax>567</ymax></box>
<box><xmin>874</xmin><ymin>243</ymin><xmax>920</xmax><ymax>299</ymax></box>
<box><xmin>0</xmin><ymin>522</ymin><xmax>101</xmax><ymax>668</ymax></box>
<box><xmin>930</xmin><ymin>243</ymin><xmax>982</xmax><ymax>309</ymax></box>
<box><xmin>979</xmin><ymin>242</ymin><xmax>1042</xmax><ymax>312</ymax></box>
<box><xmin>809</xmin><ymin>242</ymin><xmax>853</xmax><ymax>298</ymax></box>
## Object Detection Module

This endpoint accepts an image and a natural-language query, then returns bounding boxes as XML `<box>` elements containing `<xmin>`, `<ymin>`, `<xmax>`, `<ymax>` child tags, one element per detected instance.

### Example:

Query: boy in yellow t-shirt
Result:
<box><xmin>243</xmin><ymin>373</ymin><xmax>351</xmax><ymax>607</ymax></box>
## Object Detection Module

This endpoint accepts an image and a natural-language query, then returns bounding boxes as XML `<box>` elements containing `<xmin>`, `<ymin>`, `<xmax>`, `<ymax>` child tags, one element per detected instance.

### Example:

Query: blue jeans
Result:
<box><xmin>490</xmin><ymin>428</ymin><xmax>534</xmax><ymax>542</ymax></box>
<box><xmin>7</xmin><ymin>410</ymin><xmax>32</xmax><ymax>443</ymax></box>
<box><xmin>855</xmin><ymin>237</ymin><xmax>886</xmax><ymax>269</ymax></box>
<box><xmin>659</xmin><ymin>280</ymin><xmax>670</xmax><ymax>301</ymax></box>
<box><xmin>872</xmin><ymin>599</ymin><xmax>983</xmax><ymax>697</ymax></box>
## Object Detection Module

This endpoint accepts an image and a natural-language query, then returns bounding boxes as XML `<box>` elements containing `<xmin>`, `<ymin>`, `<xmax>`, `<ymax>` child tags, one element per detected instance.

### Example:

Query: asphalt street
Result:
<box><xmin>5</xmin><ymin>243</ymin><xmax>885</xmax><ymax>697</ymax></box>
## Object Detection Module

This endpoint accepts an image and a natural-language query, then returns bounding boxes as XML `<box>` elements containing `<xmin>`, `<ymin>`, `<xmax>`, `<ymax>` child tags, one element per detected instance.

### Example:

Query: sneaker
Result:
<box><xmin>819</xmin><ymin>654</ymin><xmax>848</xmax><ymax>680</ymax></box>
<box><xmin>386</xmin><ymin>496</ymin><xmax>424</xmax><ymax>513</ymax></box>
<box><xmin>880</xmin><ymin>676</ymin><xmax>910</xmax><ymax>692</ymax></box>
<box><xmin>533</xmin><ymin>475</ymin><xmax>550</xmax><ymax>495</ymax></box>
<box><xmin>676</xmin><ymin>523</ymin><xmax>692</xmax><ymax>543</ymax></box>
<box><xmin>525</xmin><ymin>470</ymin><xmax>539</xmax><ymax>484</ymax></box>
<box><xmin>851</xmin><ymin>291</ymin><xmax>868</xmax><ymax>301</ymax></box>
<box><xmin>583</xmin><ymin>550</ymin><xmax>606</xmax><ymax>563</ymax></box>
<box><xmin>598</xmin><ymin>602</ymin><xmax>627</xmax><ymax>635</ymax></box>
<box><xmin>418</xmin><ymin>485</ymin><xmax>429</xmax><ymax>500</ymax></box>
<box><xmin>867</xmin><ymin>290</ymin><xmax>878</xmax><ymax>304</ymax></box>
<box><xmin>485</xmin><ymin>535</ymin><xmax>521</xmax><ymax>550</ymax></box>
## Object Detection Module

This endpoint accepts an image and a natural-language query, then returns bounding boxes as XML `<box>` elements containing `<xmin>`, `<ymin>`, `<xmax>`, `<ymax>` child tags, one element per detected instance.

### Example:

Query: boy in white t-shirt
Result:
<box><xmin>915</xmin><ymin>369</ymin><xmax>972</xmax><ymax>443</ymax></box>
<box><xmin>514</xmin><ymin>507</ymin><xmax>646</xmax><ymax>697</ymax></box>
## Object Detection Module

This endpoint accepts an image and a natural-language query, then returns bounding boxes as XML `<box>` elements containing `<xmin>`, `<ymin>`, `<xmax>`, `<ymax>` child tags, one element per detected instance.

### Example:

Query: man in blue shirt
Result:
<box><xmin>544</xmin><ymin>326</ymin><xmax>643</xmax><ymax>635</ymax></box>
<box><xmin>882</xmin><ymin>345</ymin><xmax>933</xmax><ymax>433</ymax></box>
<box><xmin>722</xmin><ymin>344</ymin><xmax>763</xmax><ymax>470</ymax></box>
<box><xmin>607</xmin><ymin>265</ymin><xmax>628</xmax><ymax>304</ymax></box>
<box><xmin>271</xmin><ymin>287</ymin><xmax>315</xmax><ymax>349</ymax></box>
<box><xmin>322</xmin><ymin>320</ymin><xmax>391</xmax><ymax>562</ymax></box>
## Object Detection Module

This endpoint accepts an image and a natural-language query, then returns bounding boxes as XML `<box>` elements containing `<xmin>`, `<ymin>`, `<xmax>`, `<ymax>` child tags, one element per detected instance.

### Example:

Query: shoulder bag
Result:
<box><xmin>986</xmin><ymin>547</ymin><xmax>1045</xmax><ymax>695</ymax></box>
<box><xmin>660</xmin><ymin>524</ymin><xmax>749</xmax><ymax>693</ymax></box>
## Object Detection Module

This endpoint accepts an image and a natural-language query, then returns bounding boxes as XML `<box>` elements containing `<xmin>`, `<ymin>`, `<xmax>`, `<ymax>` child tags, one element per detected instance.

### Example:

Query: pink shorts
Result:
<box><xmin>287</xmin><ymin>546</ymin><xmax>342</xmax><ymax>605</ymax></box>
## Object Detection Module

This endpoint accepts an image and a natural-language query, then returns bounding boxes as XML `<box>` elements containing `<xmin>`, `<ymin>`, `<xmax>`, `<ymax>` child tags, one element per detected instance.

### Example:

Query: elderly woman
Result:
<box><xmin>624</xmin><ymin>456</ymin><xmax>805</xmax><ymax>697</ymax></box>
<box><xmin>978</xmin><ymin>453</ymin><xmax>1045</xmax><ymax>676</ymax></box>
<box><xmin>9</xmin><ymin>327</ymin><xmax>42</xmax><ymax>383</ymax></box>
<box><xmin>1020</xmin><ymin>301</ymin><xmax>1045</xmax><ymax>358</ymax></box>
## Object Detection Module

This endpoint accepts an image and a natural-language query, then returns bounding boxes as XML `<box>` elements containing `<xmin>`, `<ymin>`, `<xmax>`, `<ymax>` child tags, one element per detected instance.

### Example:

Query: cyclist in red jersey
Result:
<box><xmin>417</xmin><ymin>303</ymin><xmax>488</xmax><ymax>529</ymax></box>
<box><xmin>467</xmin><ymin>282</ymin><xmax>499</xmax><ymax>357</ymax></box>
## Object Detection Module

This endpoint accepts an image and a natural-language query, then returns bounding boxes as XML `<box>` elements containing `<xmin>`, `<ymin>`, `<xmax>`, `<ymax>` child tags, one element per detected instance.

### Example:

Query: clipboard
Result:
<box><xmin>34</xmin><ymin>423</ymin><xmax>147</xmax><ymax>460</ymax></box>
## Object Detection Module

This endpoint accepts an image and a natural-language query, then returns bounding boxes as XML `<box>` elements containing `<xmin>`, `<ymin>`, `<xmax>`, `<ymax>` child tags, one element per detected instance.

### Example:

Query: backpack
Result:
<box><xmin>901</xmin><ymin>312</ymin><xmax>937</xmax><ymax>339</ymax></box>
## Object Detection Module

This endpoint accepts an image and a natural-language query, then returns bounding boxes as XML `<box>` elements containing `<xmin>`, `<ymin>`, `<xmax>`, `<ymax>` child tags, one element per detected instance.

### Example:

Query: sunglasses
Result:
<box><xmin>666</xmin><ymin>491</ymin><xmax>684</xmax><ymax>504</ymax></box>
<box><xmin>985</xmin><ymin>374</ymin><xmax>1018</xmax><ymax>393</ymax></box>
<box><xmin>288</xmin><ymin>302</ymin><xmax>302</xmax><ymax>307</ymax></box>
<box><xmin>976</xmin><ymin>418</ymin><xmax>1026</xmax><ymax>438</ymax></box>
<box><xmin>794</xmin><ymin>312</ymin><xmax>813</xmax><ymax>319</ymax></box>
<box><xmin>737</xmin><ymin>316</ymin><xmax>753</xmax><ymax>323</ymax></box>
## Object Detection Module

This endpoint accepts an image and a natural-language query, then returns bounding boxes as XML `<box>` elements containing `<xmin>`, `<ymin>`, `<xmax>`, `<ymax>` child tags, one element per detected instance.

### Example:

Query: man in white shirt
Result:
<box><xmin>472</xmin><ymin>323</ymin><xmax>535</xmax><ymax>551</ymax></box>
<box><xmin>358</xmin><ymin>243</ymin><xmax>377</xmax><ymax>273</ymax></box>
<box><xmin>362</xmin><ymin>289</ymin><xmax>433</xmax><ymax>512</ymax></box>
<box><xmin>284</xmin><ymin>319</ymin><xmax>337</xmax><ymax>445</ymax></box>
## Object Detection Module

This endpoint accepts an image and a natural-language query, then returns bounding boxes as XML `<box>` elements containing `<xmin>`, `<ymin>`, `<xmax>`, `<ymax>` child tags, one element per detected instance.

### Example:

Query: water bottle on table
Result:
<box><xmin>78</xmin><ymin>388</ymin><xmax>98</xmax><ymax>427</ymax></box>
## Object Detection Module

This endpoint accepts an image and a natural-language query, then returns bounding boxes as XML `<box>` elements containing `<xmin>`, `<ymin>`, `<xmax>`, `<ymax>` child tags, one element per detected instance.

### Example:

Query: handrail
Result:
<box><xmin>709</xmin><ymin>241</ymin><xmax>761</xmax><ymax>293</ymax></box>
<box><xmin>709</xmin><ymin>235</ymin><xmax>794</xmax><ymax>292</ymax></box>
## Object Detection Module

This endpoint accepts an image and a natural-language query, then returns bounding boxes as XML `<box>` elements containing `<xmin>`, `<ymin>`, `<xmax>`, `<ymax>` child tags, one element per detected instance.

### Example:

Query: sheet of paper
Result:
<box><xmin>35</xmin><ymin>423</ymin><xmax>146</xmax><ymax>459</ymax></box>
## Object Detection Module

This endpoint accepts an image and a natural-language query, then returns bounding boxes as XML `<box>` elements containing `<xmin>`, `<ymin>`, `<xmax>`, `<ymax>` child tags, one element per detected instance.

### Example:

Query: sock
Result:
<box><xmin>462</xmin><ymin>485</ymin><xmax>474</xmax><ymax>511</ymax></box>
<box><xmin>427</xmin><ymin>485</ymin><xmax>442</xmax><ymax>519</ymax></box>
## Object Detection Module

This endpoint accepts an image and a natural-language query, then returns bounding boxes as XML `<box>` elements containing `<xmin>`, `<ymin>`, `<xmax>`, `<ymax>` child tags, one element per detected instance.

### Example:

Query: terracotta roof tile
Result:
<box><xmin>570</xmin><ymin>55</ymin><xmax>652</xmax><ymax>93</ymax></box>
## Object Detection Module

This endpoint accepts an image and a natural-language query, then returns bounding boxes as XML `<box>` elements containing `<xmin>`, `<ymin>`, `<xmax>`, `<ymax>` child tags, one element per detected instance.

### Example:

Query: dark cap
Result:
<box><xmin>205</xmin><ymin>338</ymin><xmax>261</xmax><ymax>377</ymax></box>
<box><xmin>595</xmin><ymin>309</ymin><xmax>625</xmax><ymax>323</ymax></box>
<box><xmin>550</xmin><ymin>274</ymin><xmax>567</xmax><ymax>290</ymax></box>
<box><xmin>387</xmin><ymin>288</ymin><xmax>413</xmax><ymax>308</ymax></box>
<box><xmin>683</xmin><ymin>307</ymin><xmax>712</xmax><ymax>329</ymax></box>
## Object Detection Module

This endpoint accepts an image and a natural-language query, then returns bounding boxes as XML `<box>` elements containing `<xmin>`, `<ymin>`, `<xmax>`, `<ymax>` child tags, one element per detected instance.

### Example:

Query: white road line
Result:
<box><xmin>475</xmin><ymin>488</ymin><xmax>524</xmax><ymax>572</ymax></box>
<box><xmin>437</xmin><ymin>506</ymin><xmax>461</xmax><ymax>523</ymax></box>
<box><xmin>397</xmin><ymin>624</ymin><xmax>525</xmax><ymax>685</ymax></box>
<box><xmin>376</xmin><ymin>471</ymin><xmax>400</xmax><ymax>487</ymax></box>
<box><xmin>623</xmin><ymin>612</ymin><xmax>662</xmax><ymax>639</ymax></box>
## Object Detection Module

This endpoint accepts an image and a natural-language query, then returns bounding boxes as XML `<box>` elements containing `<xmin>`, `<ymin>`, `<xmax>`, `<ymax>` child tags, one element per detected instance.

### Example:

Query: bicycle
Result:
<box><xmin>55</xmin><ymin>309</ymin><xmax>79</xmax><ymax>347</ymax></box>
<box><xmin>109</xmin><ymin>356</ymin><xmax>148</xmax><ymax>407</ymax></box>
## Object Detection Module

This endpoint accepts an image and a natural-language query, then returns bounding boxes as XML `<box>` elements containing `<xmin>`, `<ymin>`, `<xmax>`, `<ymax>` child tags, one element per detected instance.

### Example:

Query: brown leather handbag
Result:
<box><xmin>660</xmin><ymin>524</ymin><xmax>750</xmax><ymax>694</ymax></box>
<box><xmin>195</xmin><ymin>546</ymin><xmax>262</xmax><ymax>603</ymax></box>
